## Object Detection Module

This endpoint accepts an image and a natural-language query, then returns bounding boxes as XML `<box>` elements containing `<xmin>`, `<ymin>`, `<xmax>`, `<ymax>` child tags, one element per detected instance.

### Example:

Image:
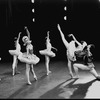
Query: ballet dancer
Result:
<box><xmin>18</xmin><ymin>26</ymin><xmax>40</xmax><ymax>85</ymax></box>
<box><xmin>57</xmin><ymin>24</ymin><xmax>87</xmax><ymax>78</ymax></box>
<box><xmin>73</xmin><ymin>44</ymin><xmax>100</xmax><ymax>80</ymax></box>
<box><xmin>39</xmin><ymin>31</ymin><xmax>57</xmax><ymax>75</ymax></box>
<box><xmin>9</xmin><ymin>32</ymin><xmax>21</xmax><ymax>76</ymax></box>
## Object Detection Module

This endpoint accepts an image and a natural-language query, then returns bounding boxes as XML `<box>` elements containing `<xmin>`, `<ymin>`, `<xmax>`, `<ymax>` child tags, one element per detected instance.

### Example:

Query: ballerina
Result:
<box><xmin>9</xmin><ymin>32</ymin><xmax>22</xmax><ymax>76</ymax></box>
<box><xmin>73</xmin><ymin>44</ymin><xmax>100</xmax><ymax>80</ymax></box>
<box><xmin>57</xmin><ymin>24</ymin><xmax>87</xmax><ymax>78</ymax></box>
<box><xmin>18</xmin><ymin>26</ymin><xmax>40</xmax><ymax>85</ymax></box>
<box><xmin>39</xmin><ymin>31</ymin><xmax>57</xmax><ymax>75</ymax></box>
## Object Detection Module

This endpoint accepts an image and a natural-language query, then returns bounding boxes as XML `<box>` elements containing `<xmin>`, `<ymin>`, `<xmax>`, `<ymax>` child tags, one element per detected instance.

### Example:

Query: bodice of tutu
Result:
<box><xmin>68</xmin><ymin>41</ymin><xmax>76</xmax><ymax>56</ymax></box>
<box><xmin>26</xmin><ymin>44</ymin><xmax>33</xmax><ymax>55</ymax></box>
<box><xmin>46</xmin><ymin>42</ymin><xmax>52</xmax><ymax>51</ymax></box>
<box><xmin>16</xmin><ymin>43</ymin><xmax>21</xmax><ymax>52</ymax></box>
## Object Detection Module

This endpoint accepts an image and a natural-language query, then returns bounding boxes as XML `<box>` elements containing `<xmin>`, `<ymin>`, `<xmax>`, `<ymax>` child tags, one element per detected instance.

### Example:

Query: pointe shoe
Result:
<box><xmin>12</xmin><ymin>71</ymin><xmax>15</xmax><ymax>76</ymax></box>
<box><xmin>28</xmin><ymin>81</ymin><xmax>32</xmax><ymax>85</ymax></box>
<box><xmin>47</xmin><ymin>71</ymin><xmax>51</xmax><ymax>75</ymax></box>
<box><xmin>34</xmin><ymin>76</ymin><xmax>37</xmax><ymax>80</ymax></box>
<box><xmin>69</xmin><ymin>73</ymin><xmax>74</xmax><ymax>78</ymax></box>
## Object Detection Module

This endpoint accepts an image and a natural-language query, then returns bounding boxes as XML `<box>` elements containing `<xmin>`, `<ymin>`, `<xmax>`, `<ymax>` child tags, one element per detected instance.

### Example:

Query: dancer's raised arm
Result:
<box><xmin>68</xmin><ymin>34</ymin><xmax>81</xmax><ymax>46</ymax></box>
<box><xmin>17</xmin><ymin>32</ymin><xmax>21</xmax><ymax>42</ymax></box>
<box><xmin>24</xmin><ymin>26</ymin><xmax>30</xmax><ymax>40</ymax></box>
<box><xmin>57</xmin><ymin>24</ymin><xmax>69</xmax><ymax>48</ymax></box>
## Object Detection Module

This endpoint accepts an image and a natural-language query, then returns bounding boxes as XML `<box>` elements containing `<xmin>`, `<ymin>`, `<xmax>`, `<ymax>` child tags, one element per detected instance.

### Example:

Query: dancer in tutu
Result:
<box><xmin>57</xmin><ymin>24</ymin><xmax>87</xmax><ymax>78</ymax></box>
<box><xmin>73</xmin><ymin>44</ymin><xmax>100</xmax><ymax>80</ymax></box>
<box><xmin>39</xmin><ymin>31</ymin><xmax>57</xmax><ymax>75</ymax></box>
<box><xmin>18</xmin><ymin>26</ymin><xmax>40</xmax><ymax>85</ymax></box>
<box><xmin>9</xmin><ymin>32</ymin><xmax>22</xmax><ymax>76</ymax></box>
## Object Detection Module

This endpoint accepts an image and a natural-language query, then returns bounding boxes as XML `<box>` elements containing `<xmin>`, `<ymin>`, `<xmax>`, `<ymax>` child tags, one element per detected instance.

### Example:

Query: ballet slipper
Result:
<box><xmin>69</xmin><ymin>73</ymin><xmax>74</xmax><ymax>78</ymax></box>
<box><xmin>12</xmin><ymin>70</ymin><xmax>15</xmax><ymax>76</ymax></box>
<box><xmin>47</xmin><ymin>70</ymin><xmax>51</xmax><ymax>75</ymax></box>
<box><xmin>27</xmin><ymin>81</ymin><xmax>32</xmax><ymax>85</ymax></box>
<box><xmin>33</xmin><ymin>75</ymin><xmax>37</xmax><ymax>80</ymax></box>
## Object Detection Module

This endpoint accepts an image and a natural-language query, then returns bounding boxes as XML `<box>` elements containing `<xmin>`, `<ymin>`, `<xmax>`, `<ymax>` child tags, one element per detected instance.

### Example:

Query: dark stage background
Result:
<box><xmin>0</xmin><ymin>0</ymin><xmax>100</xmax><ymax>63</ymax></box>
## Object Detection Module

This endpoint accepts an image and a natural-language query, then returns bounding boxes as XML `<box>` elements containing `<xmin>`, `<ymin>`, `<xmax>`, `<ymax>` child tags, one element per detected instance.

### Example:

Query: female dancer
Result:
<box><xmin>18</xmin><ymin>26</ymin><xmax>40</xmax><ymax>85</ymax></box>
<box><xmin>73</xmin><ymin>44</ymin><xmax>100</xmax><ymax>80</ymax></box>
<box><xmin>57</xmin><ymin>24</ymin><xmax>87</xmax><ymax>78</ymax></box>
<box><xmin>9</xmin><ymin>32</ymin><xmax>21</xmax><ymax>76</ymax></box>
<box><xmin>39</xmin><ymin>31</ymin><xmax>57</xmax><ymax>75</ymax></box>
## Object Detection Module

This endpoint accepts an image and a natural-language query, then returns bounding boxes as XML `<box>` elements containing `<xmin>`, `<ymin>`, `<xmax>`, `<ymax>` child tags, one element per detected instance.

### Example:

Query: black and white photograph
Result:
<box><xmin>0</xmin><ymin>0</ymin><xmax>100</xmax><ymax>99</ymax></box>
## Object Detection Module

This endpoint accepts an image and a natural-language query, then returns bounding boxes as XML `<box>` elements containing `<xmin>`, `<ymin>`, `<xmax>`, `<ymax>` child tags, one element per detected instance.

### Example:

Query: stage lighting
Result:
<box><xmin>64</xmin><ymin>6</ymin><xmax>67</xmax><ymax>11</ymax></box>
<box><xmin>64</xmin><ymin>16</ymin><xmax>67</xmax><ymax>20</ymax></box>
<box><xmin>31</xmin><ymin>0</ymin><xmax>35</xmax><ymax>3</ymax></box>
<box><xmin>32</xmin><ymin>18</ymin><xmax>35</xmax><ymax>22</ymax></box>
<box><xmin>32</xmin><ymin>8</ymin><xmax>35</xmax><ymax>13</ymax></box>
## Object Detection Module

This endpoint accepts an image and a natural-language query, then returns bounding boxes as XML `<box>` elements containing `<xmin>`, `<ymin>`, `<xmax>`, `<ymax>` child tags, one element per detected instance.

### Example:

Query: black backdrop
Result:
<box><xmin>0</xmin><ymin>0</ymin><xmax>100</xmax><ymax>63</ymax></box>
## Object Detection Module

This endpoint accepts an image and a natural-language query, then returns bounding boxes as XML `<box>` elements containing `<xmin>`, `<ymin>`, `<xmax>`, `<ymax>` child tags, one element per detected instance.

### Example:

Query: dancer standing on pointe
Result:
<box><xmin>9</xmin><ymin>32</ymin><xmax>21</xmax><ymax>76</ymax></box>
<box><xmin>73</xmin><ymin>44</ymin><xmax>100</xmax><ymax>80</ymax></box>
<box><xmin>39</xmin><ymin>31</ymin><xmax>57</xmax><ymax>75</ymax></box>
<box><xmin>57</xmin><ymin>24</ymin><xmax>87</xmax><ymax>78</ymax></box>
<box><xmin>18</xmin><ymin>26</ymin><xmax>40</xmax><ymax>85</ymax></box>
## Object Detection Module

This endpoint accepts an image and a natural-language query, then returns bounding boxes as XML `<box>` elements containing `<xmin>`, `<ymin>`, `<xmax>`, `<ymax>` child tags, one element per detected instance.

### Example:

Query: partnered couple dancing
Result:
<box><xmin>57</xmin><ymin>24</ymin><xmax>100</xmax><ymax>80</ymax></box>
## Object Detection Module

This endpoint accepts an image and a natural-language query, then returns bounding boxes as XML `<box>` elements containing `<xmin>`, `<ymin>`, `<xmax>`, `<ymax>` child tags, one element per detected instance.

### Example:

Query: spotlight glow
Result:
<box><xmin>32</xmin><ymin>8</ymin><xmax>35</xmax><ymax>13</ymax></box>
<box><xmin>32</xmin><ymin>18</ymin><xmax>35</xmax><ymax>22</ymax></box>
<box><xmin>64</xmin><ymin>6</ymin><xmax>67</xmax><ymax>11</ymax></box>
<box><xmin>31</xmin><ymin>0</ymin><xmax>35</xmax><ymax>3</ymax></box>
<box><xmin>64</xmin><ymin>16</ymin><xmax>67</xmax><ymax>20</ymax></box>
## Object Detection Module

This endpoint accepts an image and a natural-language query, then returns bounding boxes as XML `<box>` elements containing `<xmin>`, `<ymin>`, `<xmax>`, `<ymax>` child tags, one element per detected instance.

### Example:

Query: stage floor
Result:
<box><xmin>0</xmin><ymin>61</ymin><xmax>100</xmax><ymax>99</ymax></box>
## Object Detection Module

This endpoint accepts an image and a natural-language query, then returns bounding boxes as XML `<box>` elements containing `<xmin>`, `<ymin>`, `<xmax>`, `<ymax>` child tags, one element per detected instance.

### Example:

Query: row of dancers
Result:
<box><xmin>8</xmin><ymin>26</ymin><xmax>57</xmax><ymax>85</ymax></box>
<box><xmin>0</xmin><ymin>24</ymin><xmax>100</xmax><ymax>85</ymax></box>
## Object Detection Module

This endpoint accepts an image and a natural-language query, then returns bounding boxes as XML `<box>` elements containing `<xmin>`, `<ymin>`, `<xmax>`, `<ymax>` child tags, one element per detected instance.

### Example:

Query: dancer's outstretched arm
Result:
<box><xmin>57</xmin><ymin>24</ymin><xmax>69</xmax><ymax>48</ymax></box>
<box><xmin>51</xmin><ymin>46</ymin><xmax>57</xmax><ymax>51</ymax></box>
<box><xmin>68</xmin><ymin>34</ymin><xmax>81</xmax><ymax>46</ymax></box>
<box><xmin>24</xmin><ymin>26</ymin><xmax>30</xmax><ymax>40</ymax></box>
<box><xmin>17</xmin><ymin>32</ymin><xmax>21</xmax><ymax>42</ymax></box>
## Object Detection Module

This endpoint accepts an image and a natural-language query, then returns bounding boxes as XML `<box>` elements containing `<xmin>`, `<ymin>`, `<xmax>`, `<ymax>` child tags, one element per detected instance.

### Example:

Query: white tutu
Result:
<box><xmin>39</xmin><ymin>49</ymin><xmax>55</xmax><ymax>57</ymax></box>
<box><xmin>18</xmin><ymin>53</ymin><xmax>40</xmax><ymax>65</ymax></box>
<box><xmin>9</xmin><ymin>50</ymin><xmax>22</xmax><ymax>56</ymax></box>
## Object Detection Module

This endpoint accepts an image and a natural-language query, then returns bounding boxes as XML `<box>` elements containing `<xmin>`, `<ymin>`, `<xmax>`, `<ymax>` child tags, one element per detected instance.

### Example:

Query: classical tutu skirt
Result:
<box><xmin>39</xmin><ymin>49</ymin><xmax>55</xmax><ymax>57</ymax></box>
<box><xmin>18</xmin><ymin>53</ymin><xmax>40</xmax><ymax>65</ymax></box>
<box><xmin>9</xmin><ymin>50</ymin><xmax>22</xmax><ymax>56</ymax></box>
